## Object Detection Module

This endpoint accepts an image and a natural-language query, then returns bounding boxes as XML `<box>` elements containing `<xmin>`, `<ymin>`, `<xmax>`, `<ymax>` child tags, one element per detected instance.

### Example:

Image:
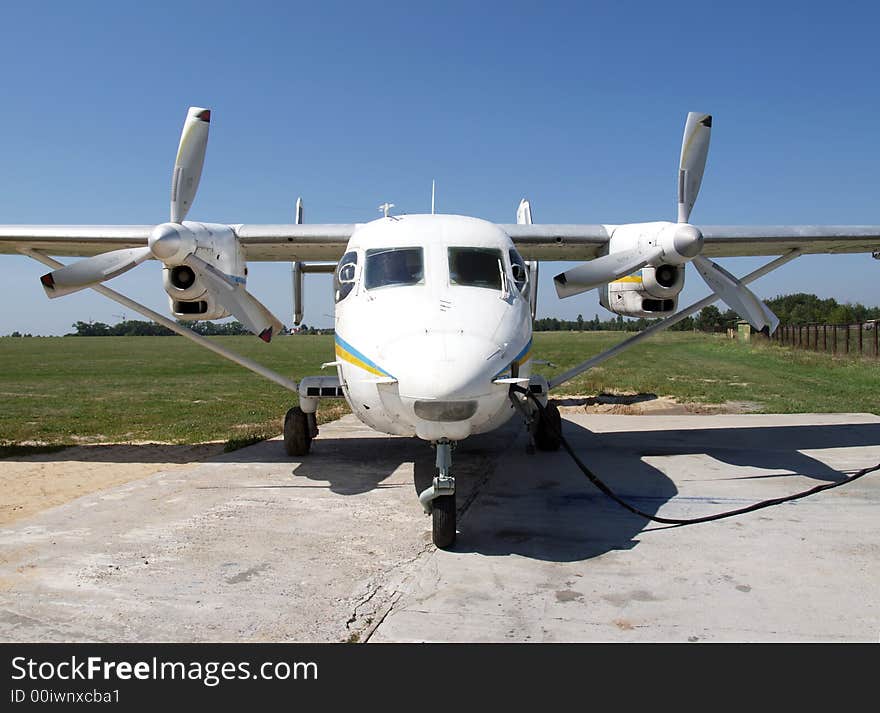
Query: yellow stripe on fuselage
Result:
<box><xmin>612</xmin><ymin>275</ymin><xmax>643</xmax><ymax>284</ymax></box>
<box><xmin>335</xmin><ymin>345</ymin><xmax>387</xmax><ymax>377</ymax></box>
<box><xmin>515</xmin><ymin>348</ymin><xmax>532</xmax><ymax>366</ymax></box>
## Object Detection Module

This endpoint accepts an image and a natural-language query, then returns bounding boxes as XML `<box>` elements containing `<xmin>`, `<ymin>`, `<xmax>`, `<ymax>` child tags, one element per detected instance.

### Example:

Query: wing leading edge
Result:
<box><xmin>0</xmin><ymin>224</ymin><xmax>356</xmax><ymax>262</ymax></box>
<box><xmin>505</xmin><ymin>224</ymin><xmax>880</xmax><ymax>260</ymax></box>
<box><xmin>1</xmin><ymin>223</ymin><xmax>878</xmax><ymax>262</ymax></box>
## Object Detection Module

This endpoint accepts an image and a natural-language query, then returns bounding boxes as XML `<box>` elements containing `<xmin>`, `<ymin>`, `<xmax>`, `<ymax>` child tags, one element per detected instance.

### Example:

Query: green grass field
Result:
<box><xmin>536</xmin><ymin>331</ymin><xmax>880</xmax><ymax>414</ymax></box>
<box><xmin>0</xmin><ymin>332</ymin><xmax>877</xmax><ymax>451</ymax></box>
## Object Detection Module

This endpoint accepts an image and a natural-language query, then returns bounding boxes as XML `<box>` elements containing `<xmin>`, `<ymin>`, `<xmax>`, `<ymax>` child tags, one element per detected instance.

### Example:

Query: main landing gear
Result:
<box><xmin>534</xmin><ymin>401</ymin><xmax>562</xmax><ymax>452</ymax></box>
<box><xmin>509</xmin><ymin>383</ymin><xmax>561</xmax><ymax>454</ymax></box>
<box><xmin>283</xmin><ymin>406</ymin><xmax>318</xmax><ymax>456</ymax></box>
<box><xmin>283</xmin><ymin>376</ymin><xmax>344</xmax><ymax>456</ymax></box>
<box><xmin>418</xmin><ymin>440</ymin><xmax>456</xmax><ymax>549</ymax></box>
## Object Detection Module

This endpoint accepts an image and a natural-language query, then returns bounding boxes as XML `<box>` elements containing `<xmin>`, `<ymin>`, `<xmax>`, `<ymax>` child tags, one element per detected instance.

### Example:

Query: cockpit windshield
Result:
<box><xmin>448</xmin><ymin>247</ymin><xmax>503</xmax><ymax>290</ymax></box>
<box><xmin>365</xmin><ymin>247</ymin><xmax>424</xmax><ymax>289</ymax></box>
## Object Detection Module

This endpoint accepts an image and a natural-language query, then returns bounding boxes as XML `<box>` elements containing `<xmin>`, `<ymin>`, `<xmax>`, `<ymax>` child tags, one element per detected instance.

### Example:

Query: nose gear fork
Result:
<box><xmin>419</xmin><ymin>439</ymin><xmax>457</xmax><ymax>549</ymax></box>
<box><xmin>418</xmin><ymin>440</ymin><xmax>455</xmax><ymax>512</ymax></box>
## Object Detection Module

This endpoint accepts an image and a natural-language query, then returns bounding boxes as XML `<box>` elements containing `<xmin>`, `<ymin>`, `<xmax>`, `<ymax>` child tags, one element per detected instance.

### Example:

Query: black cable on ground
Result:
<box><xmin>513</xmin><ymin>386</ymin><xmax>880</xmax><ymax>527</ymax></box>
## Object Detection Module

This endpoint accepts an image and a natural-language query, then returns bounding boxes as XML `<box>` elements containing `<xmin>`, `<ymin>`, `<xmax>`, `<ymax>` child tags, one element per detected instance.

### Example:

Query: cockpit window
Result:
<box><xmin>448</xmin><ymin>247</ymin><xmax>503</xmax><ymax>290</ymax></box>
<box><xmin>509</xmin><ymin>249</ymin><xmax>527</xmax><ymax>293</ymax></box>
<box><xmin>334</xmin><ymin>251</ymin><xmax>358</xmax><ymax>303</ymax></box>
<box><xmin>365</xmin><ymin>247</ymin><xmax>424</xmax><ymax>290</ymax></box>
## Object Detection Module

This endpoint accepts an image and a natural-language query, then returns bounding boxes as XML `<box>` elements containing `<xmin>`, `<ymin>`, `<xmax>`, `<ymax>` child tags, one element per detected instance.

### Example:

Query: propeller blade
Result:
<box><xmin>678</xmin><ymin>112</ymin><xmax>712</xmax><ymax>223</ymax></box>
<box><xmin>170</xmin><ymin>107</ymin><xmax>211</xmax><ymax>223</ymax></box>
<box><xmin>517</xmin><ymin>198</ymin><xmax>532</xmax><ymax>225</ymax></box>
<box><xmin>553</xmin><ymin>247</ymin><xmax>662</xmax><ymax>299</ymax></box>
<box><xmin>693</xmin><ymin>255</ymin><xmax>779</xmax><ymax>333</ymax></box>
<box><xmin>39</xmin><ymin>247</ymin><xmax>152</xmax><ymax>298</ymax></box>
<box><xmin>183</xmin><ymin>255</ymin><xmax>284</xmax><ymax>341</ymax></box>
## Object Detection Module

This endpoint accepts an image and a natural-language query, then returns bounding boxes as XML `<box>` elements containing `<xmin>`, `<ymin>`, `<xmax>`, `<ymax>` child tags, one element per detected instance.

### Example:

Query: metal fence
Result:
<box><xmin>775</xmin><ymin>321</ymin><xmax>879</xmax><ymax>358</ymax></box>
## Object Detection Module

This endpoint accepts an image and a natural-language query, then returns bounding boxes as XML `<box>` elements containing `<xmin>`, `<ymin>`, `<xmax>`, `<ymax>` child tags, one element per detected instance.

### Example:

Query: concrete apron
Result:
<box><xmin>1</xmin><ymin>412</ymin><xmax>878</xmax><ymax>642</ymax></box>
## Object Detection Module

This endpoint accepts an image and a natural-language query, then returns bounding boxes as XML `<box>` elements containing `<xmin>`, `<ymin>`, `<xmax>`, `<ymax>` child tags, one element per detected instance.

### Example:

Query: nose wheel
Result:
<box><xmin>432</xmin><ymin>492</ymin><xmax>456</xmax><ymax>549</ymax></box>
<box><xmin>418</xmin><ymin>440</ymin><xmax>457</xmax><ymax>548</ymax></box>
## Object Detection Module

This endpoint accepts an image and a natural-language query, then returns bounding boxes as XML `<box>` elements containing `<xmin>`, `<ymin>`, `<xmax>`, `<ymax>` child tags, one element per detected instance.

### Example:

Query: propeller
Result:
<box><xmin>39</xmin><ymin>246</ymin><xmax>152</xmax><ymax>297</ymax></box>
<box><xmin>553</xmin><ymin>111</ymin><xmax>779</xmax><ymax>333</ymax></box>
<box><xmin>183</xmin><ymin>254</ymin><xmax>284</xmax><ymax>342</ymax></box>
<box><xmin>553</xmin><ymin>246</ymin><xmax>662</xmax><ymax>298</ymax></box>
<box><xmin>678</xmin><ymin>112</ymin><xmax>712</xmax><ymax>224</ymax></box>
<box><xmin>170</xmin><ymin>108</ymin><xmax>211</xmax><ymax>223</ymax></box>
<box><xmin>40</xmin><ymin>107</ymin><xmax>212</xmax><ymax>296</ymax></box>
<box><xmin>39</xmin><ymin>107</ymin><xmax>285</xmax><ymax>340</ymax></box>
<box><xmin>677</xmin><ymin>112</ymin><xmax>778</xmax><ymax>332</ymax></box>
<box><xmin>693</xmin><ymin>255</ymin><xmax>779</xmax><ymax>333</ymax></box>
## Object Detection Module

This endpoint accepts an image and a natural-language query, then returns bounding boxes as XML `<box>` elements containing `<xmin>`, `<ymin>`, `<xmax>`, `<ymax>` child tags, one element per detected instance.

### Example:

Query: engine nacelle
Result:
<box><xmin>161</xmin><ymin>222</ymin><xmax>246</xmax><ymax>321</ymax></box>
<box><xmin>599</xmin><ymin>264</ymin><xmax>685</xmax><ymax>318</ymax></box>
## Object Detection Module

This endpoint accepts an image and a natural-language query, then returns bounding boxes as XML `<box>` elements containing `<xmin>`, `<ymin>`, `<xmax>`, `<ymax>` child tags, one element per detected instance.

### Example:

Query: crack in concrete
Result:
<box><xmin>354</xmin><ymin>443</ymin><xmax>509</xmax><ymax>642</ymax></box>
<box><xmin>345</xmin><ymin>584</ymin><xmax>382</xmax><ymax>631</ymax></box>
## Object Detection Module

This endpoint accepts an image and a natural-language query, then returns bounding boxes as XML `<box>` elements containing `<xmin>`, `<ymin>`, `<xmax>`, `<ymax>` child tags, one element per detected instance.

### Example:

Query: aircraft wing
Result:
<box><xmin>234</xmin><ymin>224</ymin><xmax>355</xmax><ymax>261</ymax></box>
<box><xmin>0</xmin><ymin>224</ymin><xmax>356</xmax><ymax>261</ymax></box>
<box><xmin>698</xmin><ymin>226</ymin><xmax>880</xmax><ymax>257</ymax></box>
<box><xmin>501</xmin><ymin>224</ymin><xmax>612</xmax><ymax>260</ymax></box>
<box><xmin>505</xmin><ymin>224</ymin><xmax>880</xmax><ymax>260</ymax></box>
<box><xmin>0</xmin><ymin>226</ymin><xmax>154</xmax><ymax>258</ymax></box>
<box><xmin>3</xmin><ymin>223</ymin><xmax>879</xmax><ymax>263</ymax></box>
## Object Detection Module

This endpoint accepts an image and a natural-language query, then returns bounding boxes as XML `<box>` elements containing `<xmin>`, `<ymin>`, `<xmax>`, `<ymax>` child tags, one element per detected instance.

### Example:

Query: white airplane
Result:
<box><xmin>1</xmin><ymin>108</ymin><xmax>878</xmax><ymax>547</ymax></box>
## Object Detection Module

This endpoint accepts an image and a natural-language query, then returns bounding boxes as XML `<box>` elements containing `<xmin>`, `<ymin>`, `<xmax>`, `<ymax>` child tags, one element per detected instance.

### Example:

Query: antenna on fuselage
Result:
<box><xmin>379</xmin><ymin>202</ymin><xmax>395</xmax><ymax>218</ymax></box>
<box><xmin>431</xmin><ymin>180</ymin><xmax>435</xmax><ymax>215</ymax></box>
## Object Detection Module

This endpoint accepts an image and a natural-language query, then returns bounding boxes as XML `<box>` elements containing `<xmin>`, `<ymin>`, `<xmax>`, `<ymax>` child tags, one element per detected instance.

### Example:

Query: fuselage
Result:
<box><xmin>332</xmin><ymin>214</ymin><xmax>533</xmax><ymax>442</ymax></box>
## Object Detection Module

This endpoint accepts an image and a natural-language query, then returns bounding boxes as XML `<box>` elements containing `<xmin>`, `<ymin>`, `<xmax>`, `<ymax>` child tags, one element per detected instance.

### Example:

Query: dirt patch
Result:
<box><xmin>555</xmin><ymin>393</ymin><xmax>763</xmax><ymax>416</ymax></box>
<box><xmin>0</xmin><ymin>442</ymin><xmax>224</xmax><ymax>527</ymax></box>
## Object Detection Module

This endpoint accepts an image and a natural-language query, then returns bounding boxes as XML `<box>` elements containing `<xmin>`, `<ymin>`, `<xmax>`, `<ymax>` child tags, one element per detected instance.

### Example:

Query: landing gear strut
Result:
<box><xmin>418</xmin><ymin>440</ymin><xmax>456</xmax><ymax>549</ymax></box>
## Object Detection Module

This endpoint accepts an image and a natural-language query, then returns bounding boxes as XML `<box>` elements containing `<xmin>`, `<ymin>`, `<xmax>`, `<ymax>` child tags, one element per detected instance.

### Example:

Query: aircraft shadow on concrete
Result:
<box><xmin>239</xmin><ymin>417</ymin><xmax>880</xmax><ymax>562</ymax></box>
<box><xmin>450</xmin><ymin>419</ymin><xmax>880</xmax><ymax>562</ymax></box>
<box><xmin>6</xmin><ymin>418</ymin><xmax>877</xmax><ymax>563</ymax></box>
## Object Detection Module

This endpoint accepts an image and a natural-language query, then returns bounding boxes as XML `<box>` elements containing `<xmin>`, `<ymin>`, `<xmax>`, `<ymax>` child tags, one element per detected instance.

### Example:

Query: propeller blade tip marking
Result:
<box><xmin>259</xmin><ymin>327</ymin><xmax>273</xmax><ymax>343</ymax></box>
<box><xmin>40</xmin><ymin>273</ymin><xmax>55</xmax><ymax>290</ymax></box>
<box><xmin>196</xmin><ymin>109</ymin><xmax>211</xmax><ymax>123</ymax></box>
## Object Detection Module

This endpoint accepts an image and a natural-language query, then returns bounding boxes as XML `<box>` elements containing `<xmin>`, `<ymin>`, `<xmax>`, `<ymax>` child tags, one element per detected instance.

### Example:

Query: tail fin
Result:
<box><xmin>516</xmin><ymin>198</ymin><xmax>532</xmax><ymax>225</ymax></box>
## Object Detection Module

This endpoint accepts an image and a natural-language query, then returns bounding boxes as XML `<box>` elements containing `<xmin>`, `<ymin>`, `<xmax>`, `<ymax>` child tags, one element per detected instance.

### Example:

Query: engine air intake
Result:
<box><xmin>642</xmin><ymin>298</ymin><xmax>675</xmax><ymax>312</ymax></box>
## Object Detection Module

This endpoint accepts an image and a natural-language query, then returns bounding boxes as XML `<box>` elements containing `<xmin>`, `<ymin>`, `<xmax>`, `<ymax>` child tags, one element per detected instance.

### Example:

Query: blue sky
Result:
<box><xmin>1</xmin><ymin>1</ymin><xmax>879</xmax><ymax>334</ymax></box>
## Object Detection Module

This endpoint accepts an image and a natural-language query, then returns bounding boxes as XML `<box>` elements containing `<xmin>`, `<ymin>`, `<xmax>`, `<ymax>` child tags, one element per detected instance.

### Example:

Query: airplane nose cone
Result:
<box><xmin>388</xmin><ymin>333</ymin><xmax>501</xmax><ymax>401</ymax></box>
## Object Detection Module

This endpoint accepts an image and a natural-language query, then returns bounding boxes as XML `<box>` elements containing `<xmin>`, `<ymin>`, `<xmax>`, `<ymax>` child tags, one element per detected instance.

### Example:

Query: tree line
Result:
<box><xmin>534</xmin><ymin>293</ymin><xmax>880</xmax><ymax>333</ymax></box>
<box><xmin>4</xmin><ymin>293</ymin><xmax>877</xmax><ymax>337</ymax></box>
<box><xmin>60</xmin><ymin>320</ymin><xmax>335</xmax><ymax>336</ymax></box>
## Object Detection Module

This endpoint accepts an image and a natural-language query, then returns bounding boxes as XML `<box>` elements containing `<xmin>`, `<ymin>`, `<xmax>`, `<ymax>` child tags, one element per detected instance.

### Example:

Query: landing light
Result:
<box><xmin>414</xmin><ymin>400</ymin><xmax>478</xmax><ymax>422</ymax></box>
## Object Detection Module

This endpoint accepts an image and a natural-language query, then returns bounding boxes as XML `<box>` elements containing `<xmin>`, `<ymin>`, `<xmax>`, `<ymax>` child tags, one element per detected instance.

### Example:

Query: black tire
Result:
<box><xmin>432</xmin><ymin>493</ymin><xmax>456</xmax><ymax>549</ymax></box>
<box><xmin>283</xmin><ymin>406</ymin><xmax>312</xmax><ymax>457</ymax></box>
<box><xmin>535</xmin><ymin>401</ymin><xmax>562</xmax><ymax>451</ymax></box>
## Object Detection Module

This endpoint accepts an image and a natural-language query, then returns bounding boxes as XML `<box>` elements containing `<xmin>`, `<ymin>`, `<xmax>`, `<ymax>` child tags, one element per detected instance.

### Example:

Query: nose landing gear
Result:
<box><xmin>418</xmin><ymin>440</ymin><xmax>457</xmax><ymax>548</ymax></box>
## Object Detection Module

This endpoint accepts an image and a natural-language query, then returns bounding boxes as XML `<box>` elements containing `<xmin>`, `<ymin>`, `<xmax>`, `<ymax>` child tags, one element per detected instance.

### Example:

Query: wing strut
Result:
<box><xmin>21</xmin><ymin>249</ymin><xmax>299</xmax><ymax>394</ymax></box>
<box><xmin>548</xmin><ymin>250</ymin><xmax>802</xmax><ymax>390</ymax></box>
